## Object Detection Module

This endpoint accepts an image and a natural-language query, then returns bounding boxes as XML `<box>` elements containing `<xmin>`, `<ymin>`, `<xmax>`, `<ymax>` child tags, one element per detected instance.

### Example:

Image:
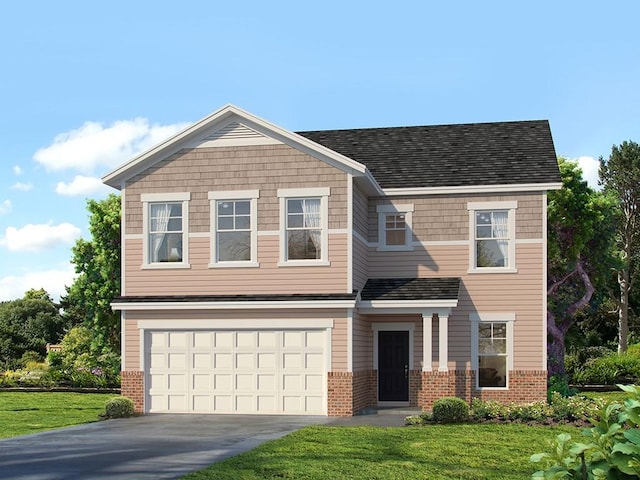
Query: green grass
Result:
<box><xmin>0</xmin><ymin>391</ymin><xmax>119</xmax><ymax>438</ymax></box>
<box><xmin>182</xmin><ymin>423</ymin><xmax>584</xmax><ymax>480</ymax></box>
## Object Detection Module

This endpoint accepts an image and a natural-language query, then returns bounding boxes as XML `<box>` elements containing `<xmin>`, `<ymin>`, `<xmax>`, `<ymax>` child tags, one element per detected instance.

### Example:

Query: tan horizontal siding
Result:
<box><xmin>124</xmin><ymin>317</ymin><xmax>139</xmax><ymax>370</ymax></box>
<box><xmin>124</xmin><ymin>144</ymin><xmax>348</xmax><ymax>235</ymax></box>
<box><xmin>352</xmin><ymin>310</ymin><xmax>373</xmax><ymax>371</ymax></box>
<box><xmin>352</xmin><ymin>236</ymin><xmax>368</xmax><ymax>293</ymax></box>
<box><xmin>124</xmin><ymin>233</ymin><xmax>349</xmax><ymax>296</ymax></box>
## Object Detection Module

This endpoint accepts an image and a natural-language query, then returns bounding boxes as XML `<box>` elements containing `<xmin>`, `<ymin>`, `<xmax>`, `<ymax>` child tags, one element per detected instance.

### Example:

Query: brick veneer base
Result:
<box><xmin>327</xmin><ymin>370</ymin><xmax>378</xmax><ymax>416</ymax></box>
<box><xmin>417</xmin><ymin>370</ymin><xmax>547</xmax><ymax>410</ymax></box>
<box><xmin>121</xmin><ymin>370</ymin><xmax>144</xmax><ymax>413</ymax></box>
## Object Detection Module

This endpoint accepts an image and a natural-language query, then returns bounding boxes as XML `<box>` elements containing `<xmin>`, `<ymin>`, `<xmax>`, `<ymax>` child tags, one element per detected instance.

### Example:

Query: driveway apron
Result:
<box><xmin>0</xmin><ymin>414</ymin><xmax>332</xmax><ymax>480</ymax></box>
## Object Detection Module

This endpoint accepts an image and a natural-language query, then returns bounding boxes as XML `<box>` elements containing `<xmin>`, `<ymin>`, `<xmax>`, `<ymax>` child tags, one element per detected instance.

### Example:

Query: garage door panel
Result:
<box><xmin>168</xmin><ymin>332</ymin><xmax>188</xmax><ymax>347</ymax></box>
<box><xmin>146</xmin><ymin>329</ymin><xmax>326</xmax><ymax>414</ymax></box>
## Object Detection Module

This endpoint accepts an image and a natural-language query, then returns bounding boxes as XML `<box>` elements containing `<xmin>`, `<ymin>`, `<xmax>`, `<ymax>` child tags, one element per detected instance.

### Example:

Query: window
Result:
<box><xmin>376</xmin><ymin>204</ymin><xmax>414</xmax><ymax>250</ymax></box>
<box><xmin>278</xmin><ymin>187</ymin><xmax>329</xmax><ymax>265</ymax></box>
<box><xmin>478</xmin><ymin>322</ymin><xmax>507</xmax><ymax>387</ymax></box>
<box><xmin>468</xmin><ymin>201</ymin><xmax>517</xmax><ymax>272</ymax></box>
<box><xmin>208</xmin><ymin>190</ymin><xmax>259</xmax><ymax>267</ymax></box>
<box><xmin>141</xmin><ymin>192</ymin><xmax>190</xmax><ymax>267</ymax></box>
<box><xmin>286</xmin><ymin>198</ymin><xmax>321</xmax><ymax>260</ymax></box>
<box><xmin>470</xmin><ymin>313</ymin><xmax>514</xmax><ymax>389</ymax></box>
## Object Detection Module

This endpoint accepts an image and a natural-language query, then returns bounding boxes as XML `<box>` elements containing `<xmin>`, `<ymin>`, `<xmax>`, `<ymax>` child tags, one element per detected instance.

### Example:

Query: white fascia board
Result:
<box><xmin>111</xmin><ymin>299</ymin><xmax>357</xmax><ymax>311</ymax></box>
<box><xmin>358</xmin><ymin>299</ymin><xmax>458</xmax><ymax>312</ymax></box>
<box><xmin>102</xmin><ymin>104</ymin><xmax>375</xmax><ymax>190</ymax></box>
<box><xmin>382</xmin><ymin>182</ymin><xmax>563</xmax><ymax>196</ymax></box>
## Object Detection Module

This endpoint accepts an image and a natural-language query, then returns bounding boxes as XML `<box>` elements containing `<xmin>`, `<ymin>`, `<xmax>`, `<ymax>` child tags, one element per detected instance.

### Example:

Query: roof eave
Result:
<box><xmin>382</xmin><ymin>182</ymin><xmax>562</xmax><ymax>196</ymax></box>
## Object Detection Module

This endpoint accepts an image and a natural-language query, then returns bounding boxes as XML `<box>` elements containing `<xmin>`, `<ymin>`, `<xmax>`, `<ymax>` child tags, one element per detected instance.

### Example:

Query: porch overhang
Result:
<box><xmin>358</xmin><ymin>277</ymin><xmax>461</xmax><ymax>373</ymax></box>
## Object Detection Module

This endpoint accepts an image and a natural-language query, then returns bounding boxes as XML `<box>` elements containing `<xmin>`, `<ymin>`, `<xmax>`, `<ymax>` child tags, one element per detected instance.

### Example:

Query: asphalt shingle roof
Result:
<box><xmin>360</xmin><ymin>278</ymin><xmax>461</xmax><ymax>302</ymax></box>
<box><xmin>298</xmin><ymin>120</ymin><xmax>560</xmax><ymax>189</ymax></box>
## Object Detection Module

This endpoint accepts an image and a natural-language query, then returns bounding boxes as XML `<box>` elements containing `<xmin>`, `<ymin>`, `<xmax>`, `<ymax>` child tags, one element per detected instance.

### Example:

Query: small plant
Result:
<box><xmin>432</xmin><ymin>397</ymin><xmax>469</xmax><ymax>423</ymax></box>
<box><xmin>531</xmin><ymin>384</ymin><xmax>640</xmax><ymax>479</ymax></box>
<box><xmin>104</xmin><ymin>396</ymin><xmax>135</xmax><ymax>418</ymax></box>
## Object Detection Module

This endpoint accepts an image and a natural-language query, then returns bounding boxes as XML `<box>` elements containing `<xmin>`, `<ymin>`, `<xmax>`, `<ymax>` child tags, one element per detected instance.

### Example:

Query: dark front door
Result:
<box><xmin>378</xmin><ymin>330</ymin><xmax>409</xmax><ymax>402</ymax></box>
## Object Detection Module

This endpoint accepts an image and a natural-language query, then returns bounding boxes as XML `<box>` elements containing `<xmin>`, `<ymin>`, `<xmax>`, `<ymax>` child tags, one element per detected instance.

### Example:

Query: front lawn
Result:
<box><xmin>182</xmin><ymin>423</ymin><xmax>584</xmax><ymax>480</ymax></box>
<box><xmin>0</xmin><ymin>391</ymin><xmax>118</xmax><ymax>438</ymax></box>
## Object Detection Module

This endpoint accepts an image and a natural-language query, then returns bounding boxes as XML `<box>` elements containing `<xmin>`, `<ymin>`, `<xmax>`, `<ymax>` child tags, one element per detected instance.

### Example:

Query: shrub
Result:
<box><xmin>470</xmin><ymin>398</ymin><xmax>508</xmax><ymax>421</ymax></box>
<box><xmin>573</xmin><ymin>352</ymin><xmax>640</xmax><ymax>385</ymax></box>
<box><xmin>104</xmin><ymin>397</ymin><xmax>135</xmax><ymax>418</ymax></box>
<box><xmin>432</xmin><ymin>397</ymin><xmax>469</xmax><ymax>423</ymax></box>
<box><xmin>548</xmin><ymin>374</ymin><xmax>577</xmax><ymax>400</ymax></box>
<box><xmin>531</xmin><ymin>384</ymin><xmax>640</xmax><ymax>478</ymax></box>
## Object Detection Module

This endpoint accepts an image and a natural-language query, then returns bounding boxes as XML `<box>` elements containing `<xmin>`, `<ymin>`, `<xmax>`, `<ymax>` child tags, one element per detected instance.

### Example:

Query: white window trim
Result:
<box><xmin>376</xmin><ymin>204</ymin><xmax>414</xmax><ymax>251</ymax></box>
<box><xmin>277</xmin><ymin>187</ymin><xmax>330</xmax><ymax>266</ymax></box>
<box><xmin>469</xmin><ymin>312</ymin><xmax>515</xmax><ymax>390</ymax></box>
<box><xmin>208</xmin><ymin>190</ymin><xmax>260</xmax><ymax>268</ymax></box>
<box><xmin>467</xmin><ymin>200</ymin><xmax>517</xmax><ymax>273</ymax></box>
<box><xmin>141</xmin><ymin>192</ymin><xmax>191</xmax><ymax>269</ymax></box>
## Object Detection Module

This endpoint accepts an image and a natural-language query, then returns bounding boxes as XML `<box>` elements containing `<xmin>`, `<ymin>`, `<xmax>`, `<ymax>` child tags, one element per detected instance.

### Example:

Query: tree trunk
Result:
<box><xmin>547</xmin><ymin>311</ymin><xmax>566</xmax><ymax>377</ymax></box>
<box><xmin>547</xmin><ymin>261</ymin><xmax>595</xmax><ymax>377</ymax></box>
<box><xmin>618</xmin><ymin>268</ymin><xmax>630</xmax><ymax>353</ymax></box>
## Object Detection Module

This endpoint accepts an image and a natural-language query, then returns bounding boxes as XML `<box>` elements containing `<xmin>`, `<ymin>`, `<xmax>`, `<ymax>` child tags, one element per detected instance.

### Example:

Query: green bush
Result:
<box><xmin>573</xmin><ymin>352</ymin><xmax>640</xmax><ymax>385</ymax></box>
<box><xmin>432</xmin><ymin>397</ymin><xmax>469</xmax><ymax>423</ymax></box>
<box><xmin>531</xmin><ymin>384</ymin><xmax>640</xmax><ymax>478</ymax></box>
<box><xmin>104</xmin><ymin>397</ymin><xmax>135</xmax><ymax>418</ymax></box>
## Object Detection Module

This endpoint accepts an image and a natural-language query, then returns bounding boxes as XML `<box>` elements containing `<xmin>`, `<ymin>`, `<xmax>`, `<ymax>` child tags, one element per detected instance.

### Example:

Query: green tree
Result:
<box><xmin>547</xmin><ymin>158</ymin><xmax>616</xmax><ymax>376</ymax></box>
<box><xmin>60</xmin><ymin>194</ymin><xmax>121</xmax><ymax>361</ymax></box>
<box><xmin>600</xmin><ymin>140</ymin><xmax>640</xmax><ymax>353</ymax></box>
<box><xmin>0</xmin><ymin>289</ymin><xmax>65</xmax><ymax>369</ymax></box>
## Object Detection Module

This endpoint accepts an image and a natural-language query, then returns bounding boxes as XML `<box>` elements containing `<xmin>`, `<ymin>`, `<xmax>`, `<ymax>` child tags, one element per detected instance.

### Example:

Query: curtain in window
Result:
<box><xmin>492</xmin><ymin>211</ymin><xmax>509</xmax><ymax>265</ymax></box>
<box><xmin>303</xmin><ymin>199</ymin><xmax>321</xmax><ymax>252</ymax></box>
<box><xmin>152</xmin><ymin>204</ymin><xmax>171</xmax><ymax>262</ymax></box>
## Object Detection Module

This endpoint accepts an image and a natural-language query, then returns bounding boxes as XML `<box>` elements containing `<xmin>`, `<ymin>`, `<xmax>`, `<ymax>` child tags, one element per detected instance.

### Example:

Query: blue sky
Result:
<box><xmin>1</xmin><ymin>1</ymin><xmax>638</xmax><ymax>301</ymax></box>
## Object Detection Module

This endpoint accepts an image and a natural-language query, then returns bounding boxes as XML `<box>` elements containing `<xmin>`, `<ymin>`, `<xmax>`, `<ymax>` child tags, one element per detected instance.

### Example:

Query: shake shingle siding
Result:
<box><xmin>298</xmin><ymin>120</ymin><xmax>560</xmax><ymax>189</ymax></box>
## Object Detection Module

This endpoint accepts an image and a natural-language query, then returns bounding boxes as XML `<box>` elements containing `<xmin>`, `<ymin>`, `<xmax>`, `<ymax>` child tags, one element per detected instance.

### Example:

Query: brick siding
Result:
<box><xmin>121</xmin><ymin>370</ymin><xmax>144</xmax><ymax>413</ymax></box>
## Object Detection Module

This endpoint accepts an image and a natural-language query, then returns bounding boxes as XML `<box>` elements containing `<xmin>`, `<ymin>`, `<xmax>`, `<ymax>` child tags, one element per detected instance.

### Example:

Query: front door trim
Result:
<box><xmin>372</xmin><ymin>322</ymin><xmax>414</xmax><ymax>405</ymax></box>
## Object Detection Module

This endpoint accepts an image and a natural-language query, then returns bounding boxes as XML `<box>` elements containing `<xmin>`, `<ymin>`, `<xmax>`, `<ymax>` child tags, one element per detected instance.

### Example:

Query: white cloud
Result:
<box><xmin>0</xmin><ymin>200</ymin><xmax>11</xmax><ymax>215</ymax></box>
<box><xmin>11</xmin><ymin>181</ymin><xmax>33</xmax><ymax>191</ymax></box>
<box><xmin>33</xmin><ymin>118</ymin><xmax>189</xmax><ymax>173</ymax></box>
<box><xmin>56</xmin><ymin>175</ymin><xmax>112</xmax><ymax>196</ymax></box>
<box><xmin>576</xmin><ymin>156</ymin><xmax>600</xmax><ymax>190</ymax></box>
<box><xmin>13</xmin><ymin>165</ymin><xmax>23</xmax><ymax>175</ymax></box>
<box><xmin>0</xmin><ymin>267</ymin><xmax>76</xmax><ymax>301</ymax></box>
<box><xmin>0</xmin><ymin>222</ymin><xmax>82</xmax><ymax>252</ymax></box>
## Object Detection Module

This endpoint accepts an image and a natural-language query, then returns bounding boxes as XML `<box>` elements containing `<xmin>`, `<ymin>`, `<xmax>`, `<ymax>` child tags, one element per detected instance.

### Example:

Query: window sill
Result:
<box><xmin>475</xmin><ymin>386</ymin><xmax>509</xmax><ymax>391</ymax></box>
<box><xmin>208</xmin><ymin>262</ymin><xmax>260</xmax><ymax>269</ymax></box>
<box><xmin>468</xmin><ymin>267</ymin><xmax>518</xmax><ymax>274</ymax></box>
<box><xmin>277</xmin><ymin>260</ymin><xmax>331</xmax><ymax>267</ymax></box>
<box><xmin>142</xmin><ymin>262</ymin><xmax>191</xmax><ymax>270</ymax></box>
<box><xmin>376</xmin><ymin>246</ymin><xmax>414</xmax><ymax>252</ymax></box>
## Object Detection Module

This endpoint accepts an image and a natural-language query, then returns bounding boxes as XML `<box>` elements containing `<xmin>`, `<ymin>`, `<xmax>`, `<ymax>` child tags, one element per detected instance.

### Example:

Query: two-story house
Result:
<box><xmin>104</xmin><ymin>104</ymin><xmax>561</xmax><ymax>416</ymax></box>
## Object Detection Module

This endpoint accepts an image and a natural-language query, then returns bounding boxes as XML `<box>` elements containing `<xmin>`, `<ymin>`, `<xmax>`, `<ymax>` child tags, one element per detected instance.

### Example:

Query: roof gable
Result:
<box><xmin>102</xmin><ymin>104</ymin><xmax>371</xmax><ymax>189</ymax></box>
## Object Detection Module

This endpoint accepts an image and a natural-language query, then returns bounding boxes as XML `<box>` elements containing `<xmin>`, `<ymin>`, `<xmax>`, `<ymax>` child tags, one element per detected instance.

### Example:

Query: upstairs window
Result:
<box><xmin>287</xmin><ymin>198</ymin><xmax>322</xmax><ymax>260</ymax></box>
<box><xmin>278</xmin><ymin>187</ymin><xmax>329</xmax><ymax>265</ymax></box>
<box><xmin>209</xmin><ymin>190</ymin><xmax>259</xmax><ymax>267</ymax></box>
<box><xmin>475</xmin><ymin>210</ymin><xmax>509</xmax><ymax>267</ymax></box>
<box><xmin>468</xmin><ymin>201</ymin><xmax>517</xmax><ymax>272</ymax></box>
<box><xmin>376</xmin><ymin>204</ymin><xmax>414</xmax><ymax>251</ymax></box>
<box><xmin>141</xmin><ymin>192</ymin><xmax>190</xmax><ymax>267</ymax></box>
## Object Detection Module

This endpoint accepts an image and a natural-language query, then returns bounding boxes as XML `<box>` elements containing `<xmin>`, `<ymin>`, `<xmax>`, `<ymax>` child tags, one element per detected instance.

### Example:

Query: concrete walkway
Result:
<box><xmin>0</xmin><ymin>409</ymin><xmax>414</xmax><ymax>479</ymax></box>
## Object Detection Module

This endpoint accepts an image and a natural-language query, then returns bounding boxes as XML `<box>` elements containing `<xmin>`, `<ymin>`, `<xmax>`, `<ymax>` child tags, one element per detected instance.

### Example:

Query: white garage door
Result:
<box><xmin>145</xmin><ymin>329</ymin><xmax>327</xmax><ymax>415</ymax></box>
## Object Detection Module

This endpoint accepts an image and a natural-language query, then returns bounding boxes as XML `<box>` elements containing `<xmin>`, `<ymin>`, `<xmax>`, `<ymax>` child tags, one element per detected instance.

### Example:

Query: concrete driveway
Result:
<box><xmin>0</xmin><ymin>414</ymin><xmax>334</xmax><ymax>480</ymax></box>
